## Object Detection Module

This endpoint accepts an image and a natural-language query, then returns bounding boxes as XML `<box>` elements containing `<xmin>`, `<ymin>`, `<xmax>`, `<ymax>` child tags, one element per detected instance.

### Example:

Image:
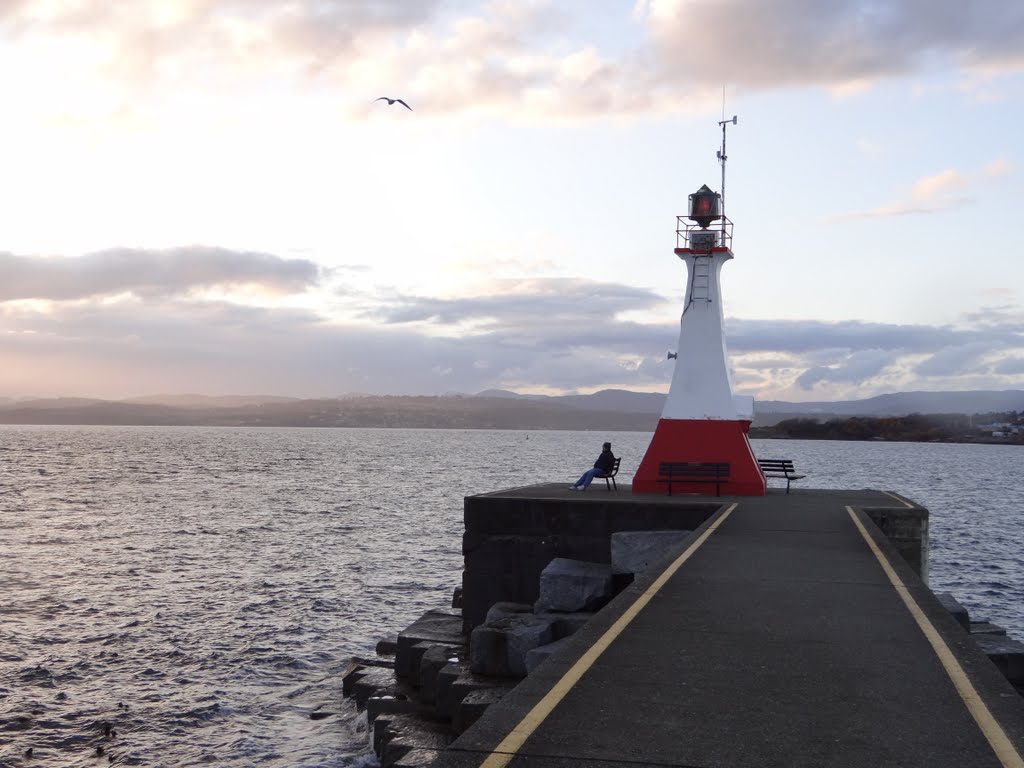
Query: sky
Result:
<box><xmin>1</xmin><ymin>0</ymin><xmax>1023</xmax><ymax>403</ymax></box>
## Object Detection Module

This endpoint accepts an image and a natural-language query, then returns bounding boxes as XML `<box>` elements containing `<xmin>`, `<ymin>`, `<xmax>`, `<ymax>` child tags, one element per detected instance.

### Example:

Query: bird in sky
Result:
<box><xmin>375</xmin><ymin>97</ymin><xmax>412</xmax><ymax>110</ymax></box>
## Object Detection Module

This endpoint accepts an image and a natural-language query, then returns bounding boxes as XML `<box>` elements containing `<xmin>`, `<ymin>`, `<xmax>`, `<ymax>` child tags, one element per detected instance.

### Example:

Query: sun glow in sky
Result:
<box><xmin>1</xmin><ymin>0</ymin><xmax>1023</xmax><ymax>402</ymax></box>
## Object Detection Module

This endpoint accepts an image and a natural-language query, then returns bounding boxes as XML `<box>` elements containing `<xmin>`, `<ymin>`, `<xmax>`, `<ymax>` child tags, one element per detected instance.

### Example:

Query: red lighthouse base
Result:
<box><xmin>632</xmin><ymin>418</ymin><xmax>766</xmax><ymax>496</ymax></box>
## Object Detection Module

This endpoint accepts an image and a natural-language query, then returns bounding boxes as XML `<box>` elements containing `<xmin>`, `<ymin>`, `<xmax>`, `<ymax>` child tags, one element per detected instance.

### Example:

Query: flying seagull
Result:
<box><xmin>376</xmin><ymin>97</ymin><xmax>411</xmax><ymax>110</ymax></box>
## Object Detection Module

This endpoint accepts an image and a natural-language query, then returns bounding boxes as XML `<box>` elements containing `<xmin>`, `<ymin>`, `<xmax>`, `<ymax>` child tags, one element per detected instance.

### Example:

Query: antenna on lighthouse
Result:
<box><xmin>716</xmin><ymin>114</ymin><xmax>738</xmax><ymax>223</ymax></box>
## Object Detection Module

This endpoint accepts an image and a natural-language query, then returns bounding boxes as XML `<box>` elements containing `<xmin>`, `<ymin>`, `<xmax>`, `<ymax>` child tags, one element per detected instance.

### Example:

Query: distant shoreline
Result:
<box><xmin>1</xmin><ymin>391</ymin><xmax>1020</xmax><ymax>444</ymax></box>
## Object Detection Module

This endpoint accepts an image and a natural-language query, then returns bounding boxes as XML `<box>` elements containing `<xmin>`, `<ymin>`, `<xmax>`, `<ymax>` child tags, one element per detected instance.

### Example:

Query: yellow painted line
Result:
<box><xmin>880</xmin><ymin>490</ymin><xmax>915</xmax><ymax>509</ymax></box>
<box><xmin>846</xmin><ymin>506</ymin><xmax>1024</xmax><ymax>768</ymax></box>
<box><xmin>478</xmin><ymin>502</ymin><xmax>738</xmax><ymax>768</ymax></box>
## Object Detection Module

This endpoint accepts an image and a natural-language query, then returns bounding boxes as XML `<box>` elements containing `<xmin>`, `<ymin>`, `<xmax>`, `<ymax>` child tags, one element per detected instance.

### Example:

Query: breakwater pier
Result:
<box><xmin>344</xmin><ymin>485</ymin><xmax>1024</xmax><ymax>767</ymax></box>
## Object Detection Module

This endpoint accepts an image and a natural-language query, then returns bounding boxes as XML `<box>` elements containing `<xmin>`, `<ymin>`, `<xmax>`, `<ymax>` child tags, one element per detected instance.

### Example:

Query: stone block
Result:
<box><xmin>485</xmin><ymin>602</ymin><xmax>533</xmax><ymax>624</ymax></box>
<box><xmin>973</xmin><ymin>633</ymin><xmax>1024</xmax><ymax>686</ymax></box>
<box><xmin>525</xmin><ymin>636</ymin><xmax>574</xmax><ymax>674</ymax></box>
<box><xmin>470</xmin><ymin>612</ymin><xmax>556</xmax><ymax>677</ymax></box>
<box><xmin>396</xmin><ymin>609</ymin><xmax>465</xmax><ymax>678</ymax></box>
<box><xmin>365</xmin><ymin>695</ymin><xmax>426</xmax><ymax>724</ymax></box>
<box><xmin>454</xmin><ymin>688</ymin><xmax>508</xmax><ymax>734</ymax></box>
<box><xmin>346</xmin><ymin>666</ymin><xmax>396</xmax><ymax>706</ymax></box>
<box><xmin>468</xmin><ymin>625</ymin><xmax>509</xmax><ymax>677</ymax></box>
<box><xmin>373</xmin><ymin>714</ymin><xmax>394</xmax><ymax>755</ymax></box>
<box><xmin>376</xmin><ymin>714</ymin><xmax>450</xmax><ymax>767</ymax></box>
<box><xmin>419</xmin><ymin>645</ymin><xmax>464</xmax><ymax>705</ymax></box>
<box><xmin>527</xmin><ymin>610</ymin><xmax>595</xmax><ymax>640</ymax></box>
<box><xmin>970</xmin><ymin>621</ymin><xmax>1007</xmax><ymax>636</ymax></box>
<box><xmin>376</xmin><ymin>637</ymin><xmax>399</xmax><ymax>656</ymax></box>
<box><xmin>504</xmin><ymin>617</ymin><xmax>556</xmax><ymax>676</ymax></box>
<box><xmin>440</xmin><ymin>671</ymin><xmax>516</xmax><ymax>720</ymax></box>
<box><xmin>611</xmin><ymin>530</ymin><xmax>692</xmax><ymax>575</ymax></box>
<box><xmin>935</xmin><ymin>592</ymin><xmax>970</xmax><ymax>631</ymax></box>
<box><xmin>534</xmin><ymin>558</ymin><xmax>612</xmax><ymax>613</ymax></box>
<box><xmin>435</xmin><ymin>661</ymin><xmax>469</xmax><ymax>719</ymax></box>
<box><xmin>381</xmin><ymin>731</ymin><xmax>449</xmax><ymax>767</ymax></box>
<box><xmin>864</xmin><ymin>506</ymin><xmax>929</xmax><ymax>580</ymax></box>
<box><xmin>392</xmin><ymin>748</ymin><xmax>443</xmax><ymax>768</ymax></box>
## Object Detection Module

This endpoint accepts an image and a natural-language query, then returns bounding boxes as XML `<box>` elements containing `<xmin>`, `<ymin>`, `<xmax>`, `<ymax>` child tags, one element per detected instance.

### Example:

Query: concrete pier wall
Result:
<box><xmin>462</xmin><ymin>485</ymin><xmax>931</xmax><ymax>632</ymax></box>
<box><xmin>462</xmin><ymin>484</ymin><xmax>720</xmax><ymax>631</ymax></box>
<box><xmin>865</xmin><ymin>503</ymin><xmax>929</xmax><ymax>583</ymax></box>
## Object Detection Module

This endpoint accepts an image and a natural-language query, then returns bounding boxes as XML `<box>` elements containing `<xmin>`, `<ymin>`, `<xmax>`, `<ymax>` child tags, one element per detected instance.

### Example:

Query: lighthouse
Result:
<box><xmin>632</xmin><ymin>183</ymin><xmax>766</xmax><ymax>495</ymax></box>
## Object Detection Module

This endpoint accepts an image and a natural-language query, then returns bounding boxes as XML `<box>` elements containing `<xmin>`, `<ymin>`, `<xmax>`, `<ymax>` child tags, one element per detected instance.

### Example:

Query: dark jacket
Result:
<box><xmin>594</xmin><ymin>448</ymin><xmax>615</xmax><ymax>474</ymax></box>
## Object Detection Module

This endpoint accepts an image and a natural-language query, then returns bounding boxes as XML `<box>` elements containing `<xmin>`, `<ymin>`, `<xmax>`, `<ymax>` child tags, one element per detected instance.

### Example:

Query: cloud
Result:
<box><xmin>5</xmin><ymin>0</ymin><xmax>1023</xmax><ymax>124</ymax></box>
<box><xmin>725</xmin><ymin>317</ymin><xmax>1017</xmax><ymax>354</ymax></box>
<box><xmin>369</xmin><ymin>278</ymin><xmax>664</xmax><ymax>328</ymax></box>
<box><xmin>828</xmin><ymin>159</ymin><xmax>1014</xmax><ymax>221</ymax></box>
<box><xmin>0</xmin><ymin>246</ymin><xmax>320</xmax><ymax>301</ymax></box>
<box><xmin>640</xmin><ymin>0</ymin><xmax>1024</xmax><ymax>89</ymax></box>
<box><xmin>2</xmin><ymin>271</ymin><xmax>1022</xmax><ymax>399</ymax></box>
<box><xmin>914</xmin><ymin>341</ymin><xmax>1004</xmax><ymax>376</ymax></box>
<box><xmin>795</xmin><ymin>349</ymin><xmax>903</xmax><ymax>389</ymax></box>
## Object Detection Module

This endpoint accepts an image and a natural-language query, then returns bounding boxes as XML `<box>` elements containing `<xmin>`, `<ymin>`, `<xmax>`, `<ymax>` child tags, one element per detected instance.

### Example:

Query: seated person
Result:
<box><xmin>570</xmin><ymin>441</ymin><xmax>616</xmax><ymax>491</ymax></box>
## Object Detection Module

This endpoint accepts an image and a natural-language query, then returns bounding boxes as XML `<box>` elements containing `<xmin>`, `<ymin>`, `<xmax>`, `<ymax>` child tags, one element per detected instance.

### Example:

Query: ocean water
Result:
<box><xmin>0</xmin><ymin>426</ymin><xmax>1021</xmax><ymax>767</ymax></box>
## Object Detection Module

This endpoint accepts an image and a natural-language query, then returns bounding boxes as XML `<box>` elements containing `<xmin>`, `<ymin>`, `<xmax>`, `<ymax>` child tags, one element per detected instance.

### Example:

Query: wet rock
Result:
<box><xmin>346</xmin><ymin>666</ymin><xmax>406</xmax><ymax>707</ymax></box>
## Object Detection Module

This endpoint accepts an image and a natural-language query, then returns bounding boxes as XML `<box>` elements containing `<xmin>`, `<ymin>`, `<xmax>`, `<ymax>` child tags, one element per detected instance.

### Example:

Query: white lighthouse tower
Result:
<box><xmin>632</xmin><ymin>181</ymin><xmax>765</xmax><ymax>495</ymax></box>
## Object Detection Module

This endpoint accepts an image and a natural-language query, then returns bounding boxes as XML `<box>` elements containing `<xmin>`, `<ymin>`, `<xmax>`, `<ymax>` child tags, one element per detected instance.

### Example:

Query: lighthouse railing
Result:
<box><xmin>675</xmin><ymin>216</ymin><xmax>733</xmax><ymax>251</ymax></box>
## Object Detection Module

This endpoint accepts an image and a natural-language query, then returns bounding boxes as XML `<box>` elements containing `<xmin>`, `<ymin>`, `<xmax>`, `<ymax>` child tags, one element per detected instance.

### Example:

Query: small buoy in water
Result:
<box><xmin>103</xmin><ymin>722</ymin><xmax>112</xmax><ymax>737</ymax></box>
<box><xmin>24</xmin><ymin>747</ymin><xmax>33</xmax><ymax>757</ymax></box>
<box><xmin>96</xmin><ymin>745</ymin><xmax>105</xmax><ymax>756</ymax></box>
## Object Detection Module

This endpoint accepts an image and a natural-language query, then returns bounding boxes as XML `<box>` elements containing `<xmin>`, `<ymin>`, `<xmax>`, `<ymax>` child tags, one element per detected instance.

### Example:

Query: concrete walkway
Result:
<box><xmin>437</xmin><ymin>488</ymin><xmax>1024</xmax><ymax>768</ymax></box>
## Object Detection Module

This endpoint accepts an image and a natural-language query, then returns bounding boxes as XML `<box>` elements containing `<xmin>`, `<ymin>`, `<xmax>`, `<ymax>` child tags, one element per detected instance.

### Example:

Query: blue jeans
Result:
<box><xmin>574</xmin><ymin>467</ymin><xmax>606</xmax><ymax>489</ymax></box>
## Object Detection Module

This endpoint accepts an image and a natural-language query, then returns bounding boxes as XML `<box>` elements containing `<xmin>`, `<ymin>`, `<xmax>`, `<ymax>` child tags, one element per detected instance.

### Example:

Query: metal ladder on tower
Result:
<box><xmin>688</xmin><ymin>255</ymin><xmax>712</xmax><ymax>305</ymax></box>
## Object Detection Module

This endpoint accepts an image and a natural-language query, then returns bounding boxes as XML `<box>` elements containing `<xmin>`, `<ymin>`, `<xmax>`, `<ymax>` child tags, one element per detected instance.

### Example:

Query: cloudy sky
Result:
<box><xmin>2</xmin><ymin>0</ymin><xmax>1023</xmax><ymax>402</ymax></box>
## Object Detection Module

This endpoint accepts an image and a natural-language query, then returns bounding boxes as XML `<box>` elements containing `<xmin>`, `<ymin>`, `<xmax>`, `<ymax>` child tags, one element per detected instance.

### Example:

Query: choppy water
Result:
<box><xmin>0</xmin><ymin>427</ymin><xmax>1021</xmax><ymax>767</ymax></box>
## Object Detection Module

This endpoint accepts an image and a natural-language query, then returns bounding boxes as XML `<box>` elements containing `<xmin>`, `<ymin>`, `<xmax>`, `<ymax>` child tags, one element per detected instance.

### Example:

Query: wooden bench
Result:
<box><xmin>657</xmin><ymin>462</ymin><xmax>730</xmax><ymax>497</ymax></box>
<box><xmin>600</xmin><ymin>457</ymin><xmax>622</xmax><ymax>491</ymax></box>
<box><xmin>757</xmin><ymin>459</ymin><xmax>806</xmax><ymax>494</ymax></box>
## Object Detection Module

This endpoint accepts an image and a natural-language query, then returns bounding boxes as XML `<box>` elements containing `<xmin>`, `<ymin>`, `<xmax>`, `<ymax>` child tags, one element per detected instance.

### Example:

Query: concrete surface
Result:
<box><xmin>435</xmin><ymin>487</ymin><xmax>1024</xmax><ymax>768</ymax></box>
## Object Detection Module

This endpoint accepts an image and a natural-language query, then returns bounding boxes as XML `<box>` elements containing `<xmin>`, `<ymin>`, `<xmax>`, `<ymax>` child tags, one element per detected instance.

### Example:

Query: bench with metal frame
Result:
<box><xmin>599</xmin><ymin>457</ymin><xmax>622</xmax><ymax>490</ymax></box>
<box><xmin>757</xmin><ymin>458</ymin><xmax>806</xmax><ymax>494</ymax></box>
<box><xmin>657</xmin><ymin>462</ymin><xmax>730</xmax><ymax>497</ymax></box>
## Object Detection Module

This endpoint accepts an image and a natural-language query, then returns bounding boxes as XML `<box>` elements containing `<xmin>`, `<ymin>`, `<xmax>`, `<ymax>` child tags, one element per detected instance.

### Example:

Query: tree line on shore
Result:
<box><xmin>750</xmin><ymin>411</ymin><xmax>1024</xmax><ymax>443</ymax></box>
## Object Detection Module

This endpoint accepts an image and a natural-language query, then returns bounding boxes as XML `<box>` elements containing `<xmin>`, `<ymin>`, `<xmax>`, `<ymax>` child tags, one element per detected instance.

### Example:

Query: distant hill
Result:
<box><xmin>0</xmin><ymin>389</ymin><xmax>1019</xmax><ymax>430</ymax></box>
<box><xmin>121</xmin><ymin>394</ymin><xmax>299</xmax><ymax>408</ymax></box>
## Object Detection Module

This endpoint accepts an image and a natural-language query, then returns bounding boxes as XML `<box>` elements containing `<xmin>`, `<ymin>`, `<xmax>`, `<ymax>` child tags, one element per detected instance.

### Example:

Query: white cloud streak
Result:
<box><xmin>0</xmin><ymin>246</ymin><xmax>320</xmax><ymax>300</ymax></box>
